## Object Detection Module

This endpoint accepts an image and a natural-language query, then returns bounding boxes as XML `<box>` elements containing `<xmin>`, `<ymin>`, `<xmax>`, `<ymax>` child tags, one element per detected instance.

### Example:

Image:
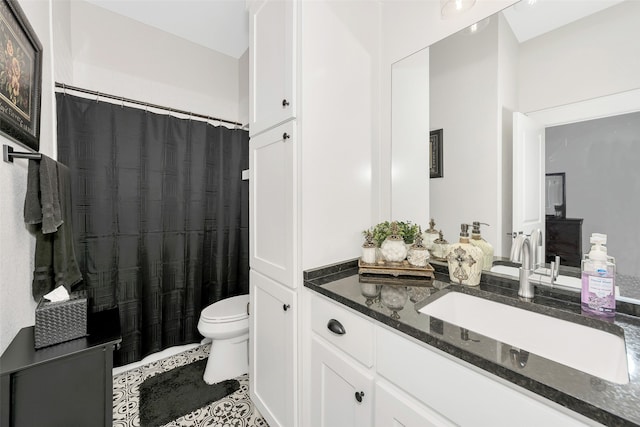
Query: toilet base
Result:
<box><xmin>203</xmin><ymin>335</ymin><xmax>248</xmax><ymax>385</ymax></box>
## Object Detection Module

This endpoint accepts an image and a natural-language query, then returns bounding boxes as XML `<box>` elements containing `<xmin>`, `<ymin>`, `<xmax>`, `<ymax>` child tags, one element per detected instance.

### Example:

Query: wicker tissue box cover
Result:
<box><xmin>34</xmin><ymin>291</ymin><xmax>87</xmax><ymax>349</ymax></box>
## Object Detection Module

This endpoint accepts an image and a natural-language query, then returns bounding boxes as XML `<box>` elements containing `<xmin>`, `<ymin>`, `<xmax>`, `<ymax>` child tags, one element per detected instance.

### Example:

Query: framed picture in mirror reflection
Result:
<box><xmin>430</xmin><ymin>129</ymin><xmax>443</xmax><ymax>178</ymax></box>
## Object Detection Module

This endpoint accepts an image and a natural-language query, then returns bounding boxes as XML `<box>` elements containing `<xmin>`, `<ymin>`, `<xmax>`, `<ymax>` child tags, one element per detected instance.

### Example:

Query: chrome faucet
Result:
<box><xmin>516</xmin><ymin>236</ymin><xmax>535</xmax><ymax>299</ymax></box>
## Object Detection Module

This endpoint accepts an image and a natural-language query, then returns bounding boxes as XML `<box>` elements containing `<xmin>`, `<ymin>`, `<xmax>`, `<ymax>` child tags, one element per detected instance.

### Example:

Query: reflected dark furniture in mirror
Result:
<box><xmin>546</xmin><ymin>218</ymin><xmax>583</xmax><ymax>268</ymax></box>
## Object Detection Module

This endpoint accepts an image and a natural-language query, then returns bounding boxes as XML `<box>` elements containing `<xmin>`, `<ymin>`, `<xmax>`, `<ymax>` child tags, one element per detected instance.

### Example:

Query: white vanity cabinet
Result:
<box><xmin>249</xmin><ymin>270</ymin><xmax>297</xmax><ymax>427</ymax></box>
<box><xmin>306</xmin><ymin>291</ymin><xmax>451</xmax><ymax>427</ymax></box>
<box><xmin>308</xmin><ymin>290</ymin><xmax>376</xmax><ymax>426</ymax></box>
<box><xmin>374</xmin><ymin>381</ymin><xmax>455</xmax><ymax>427</ymax></box>
<box><xmin>310</xmin><ymin>337</ymin><xmax>374</xmax><ymax>427</ymax></box>
<box><xmin>249</xmin><ymin>0</ymin><xmax>296</xmax><ymax>136</ymax></box>
<box><xmin>305</xmin><ymin>291</ymin><xmax>598</xmax><ymax>427</ymax></box>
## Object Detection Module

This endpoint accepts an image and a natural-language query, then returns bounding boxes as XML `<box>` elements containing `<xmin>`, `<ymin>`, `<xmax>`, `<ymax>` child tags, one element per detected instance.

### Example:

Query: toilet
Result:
<box><xmin>197</xmin><ymin>294</ymin><xmax>250</xmax><ymax>385</ymax></box>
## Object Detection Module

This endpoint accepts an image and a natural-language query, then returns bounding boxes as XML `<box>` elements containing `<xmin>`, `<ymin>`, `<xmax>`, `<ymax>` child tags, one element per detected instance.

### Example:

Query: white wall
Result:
<box><xmin>0</xmin><ymin>0</ymin><xmax>56</xmax><ymax>354</ymax></box>
<box><xmin>52</xmin><ymin>0</ymin><xmax>72</xmax><ymax>85</ymax></box>
<box><xmin>64</xmin><ymin>0</ymin><xmax>244</xmax><ymax>124</ymax></box>
<box><xmin>519</xmin><ymin>0</ymin><xmax>640</xmax><ymax>113</ymax></box>
<box><xmin>238</xmin><ymin>49</ymin><xmax>249</xmax><ymax>126</ymax></box>
<box><xmin>300</xmin><ymin>1</ymin><xmax>380</xmax><ymax>270</ymax></box>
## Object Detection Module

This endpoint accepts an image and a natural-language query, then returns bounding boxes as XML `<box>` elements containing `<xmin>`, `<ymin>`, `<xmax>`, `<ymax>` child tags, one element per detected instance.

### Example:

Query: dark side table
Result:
<box><xmin>0</xmin><ymin>307</ymin><xmax>122</xmax><ymax>427</ymax></box>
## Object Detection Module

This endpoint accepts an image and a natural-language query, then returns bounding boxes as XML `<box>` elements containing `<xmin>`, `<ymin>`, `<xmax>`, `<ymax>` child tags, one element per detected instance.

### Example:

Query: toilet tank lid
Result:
<box><xmin>201</xmin><ymin>294</ymin><xmax>249</xmax><ymax>321</ymax></box>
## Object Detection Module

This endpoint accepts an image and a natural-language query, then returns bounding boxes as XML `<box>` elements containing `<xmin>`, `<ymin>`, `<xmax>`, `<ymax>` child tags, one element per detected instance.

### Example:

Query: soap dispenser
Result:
<box><xmin>581</xmin><ymin>233</ymin><xmax>616</xmax><ymax>318</ymax></box>
<box><xmin>469</xmin><ymin>221</ymin><xmax>494</xmax><ymax>271</ymax></box>
<box><xmin>447</xmin><ymin>224</ymin><xmax>483</xmax><ymax>286</ymax></box>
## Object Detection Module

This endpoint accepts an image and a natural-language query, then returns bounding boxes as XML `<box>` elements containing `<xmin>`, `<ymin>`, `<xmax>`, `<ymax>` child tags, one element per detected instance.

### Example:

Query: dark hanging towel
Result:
<box><xmin>24</xmin><ymin>155</ymin><xmax>83</xmax><ymax>300</ymax></box>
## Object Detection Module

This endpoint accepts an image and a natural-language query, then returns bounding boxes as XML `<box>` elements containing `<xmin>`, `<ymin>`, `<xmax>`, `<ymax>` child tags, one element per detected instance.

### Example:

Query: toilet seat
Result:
<box><xmin>200</xmin><ymin>295</ymin><xmax>249</xmax><ymax>324</ymax></box>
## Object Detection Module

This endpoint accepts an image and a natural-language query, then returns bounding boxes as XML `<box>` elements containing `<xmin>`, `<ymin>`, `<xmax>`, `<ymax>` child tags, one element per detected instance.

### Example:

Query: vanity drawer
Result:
<box><xmin>310</xmin><ymin>294</ymin><xmax>374</xmax><ymax>367</ymax></box>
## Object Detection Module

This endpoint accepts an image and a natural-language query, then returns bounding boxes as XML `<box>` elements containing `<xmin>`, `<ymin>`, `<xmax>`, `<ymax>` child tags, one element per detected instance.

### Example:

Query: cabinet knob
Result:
<box><xmin>327</xmin><ymin>319</ymin><xmax>346</xmax><ymax>335</ymax></box>
<box><xmin>283</xmin><ymin>132</ymin><xmax>290</xmax><ymax>140</ymax></box>
<box><xmin>283</xmin><ymin>304</ymin><xmax>291</xmax><ymax>311</ymax></box>
<box><xmin>282</xmin><ymin>99</ymin><xmax>290</xmax><ymax>107</ymax></box>
<box><xmin>355</xmin><ymin>391</ymin><xmax>365</xmax><ymax>403</ymax></box>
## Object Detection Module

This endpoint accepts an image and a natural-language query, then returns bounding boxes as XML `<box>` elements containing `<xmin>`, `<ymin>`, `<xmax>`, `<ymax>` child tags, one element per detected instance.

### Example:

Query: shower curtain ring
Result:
<box><xmin>96</xmin><ymin>92</ymin><xmax>100</xmax><ymax>102</ymax></box>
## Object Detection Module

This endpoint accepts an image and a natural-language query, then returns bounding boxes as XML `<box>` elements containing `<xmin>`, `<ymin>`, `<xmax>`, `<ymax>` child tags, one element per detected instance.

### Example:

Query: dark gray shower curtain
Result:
<box><xmin>56</xmin><ymin>93</ymin><xmax>249</xmax><ymax>366</ymax></box>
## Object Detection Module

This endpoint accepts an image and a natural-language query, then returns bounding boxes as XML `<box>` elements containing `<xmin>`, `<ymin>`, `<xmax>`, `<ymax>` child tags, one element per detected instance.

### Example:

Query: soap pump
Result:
<box><xmin>581</xmin><ymin>233</ymin><xmax>616</xmax><ymax>317</ymax></box>
<box><xmin>469</xmin><ymin>221</ymin><xmax>494</xmax><ymax>271</ymax></box>
<box><xmin>446</xmin><ymin>224</ymin><xmax>483</xmax><ymax>286</ymax></box>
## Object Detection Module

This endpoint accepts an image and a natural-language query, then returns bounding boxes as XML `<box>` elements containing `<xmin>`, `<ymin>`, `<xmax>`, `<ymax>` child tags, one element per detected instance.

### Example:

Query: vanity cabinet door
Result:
<box><xmin>249</xmin><ymin>270</ymin><xmax>296</xmax><ymax>427</ymax></box>
<box><xmin>249</xmin><ymin>0</ymin><xmax>296</xmax><ymax>136</ymax></box>
<box><xmin>376</xmin><ymin>327</ymin><xmax>592</xmax><ymax>426</ymax></box>
<box><xmin>310</xmin><ymin>337</ymin><xmax>374</xmax><ymax>427</ymax></box>
<box><xmin>249</xmin><ymin>122</ymin><xmax>296</xmax><ymax>288</ymax></box>
<box><xmin>375</xmin><ymin>381</ymin><xmax>455</xmax><ymax>427</ymax></box>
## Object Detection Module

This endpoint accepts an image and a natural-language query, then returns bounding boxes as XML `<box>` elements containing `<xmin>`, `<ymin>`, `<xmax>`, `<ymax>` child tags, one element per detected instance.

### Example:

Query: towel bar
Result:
<box><xmin>3</xmin><ymin>144</ymin><xmax>42</xmax><ymax>163</ymax></box>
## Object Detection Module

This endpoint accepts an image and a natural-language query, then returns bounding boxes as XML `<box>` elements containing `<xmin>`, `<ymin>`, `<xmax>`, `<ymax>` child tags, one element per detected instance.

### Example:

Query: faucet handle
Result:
<box><xmin>552</xmin><ymin>256</ymin><xmax>560</xmax><ymax>278</ymax></box>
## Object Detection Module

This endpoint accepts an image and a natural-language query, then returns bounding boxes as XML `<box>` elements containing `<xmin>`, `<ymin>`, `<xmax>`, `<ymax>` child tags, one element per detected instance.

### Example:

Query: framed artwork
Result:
<box><xmin>0</xmin><ymin>0</ymin><xmax>42</xmax><ymax>151</ymax></box>
<box><xmin>430</xmin><ymin>129</ymin><xmax>443</xmax><ymax>178</ymax></box>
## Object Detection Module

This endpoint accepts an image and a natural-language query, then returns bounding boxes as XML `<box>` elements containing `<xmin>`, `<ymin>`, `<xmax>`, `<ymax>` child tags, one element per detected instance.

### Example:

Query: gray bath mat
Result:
<box><xmin>139</xmin><ymin>358</ymin><xmax>240</xmax><ymax>426</ymax></box>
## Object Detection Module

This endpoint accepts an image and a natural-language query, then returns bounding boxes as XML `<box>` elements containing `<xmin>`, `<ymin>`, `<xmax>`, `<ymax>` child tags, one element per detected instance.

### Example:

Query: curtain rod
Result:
<box><xmin>54</xmin><ymin>82</ymin><xmax>244</xmax><ymax>127</ymax></box>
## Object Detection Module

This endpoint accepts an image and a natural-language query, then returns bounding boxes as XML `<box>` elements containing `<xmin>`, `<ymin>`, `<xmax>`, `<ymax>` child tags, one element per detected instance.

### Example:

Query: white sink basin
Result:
<box><xmin>419</xmin><ymin>291</ymin><xmax>629</xmax><ymax>384</ymax></box>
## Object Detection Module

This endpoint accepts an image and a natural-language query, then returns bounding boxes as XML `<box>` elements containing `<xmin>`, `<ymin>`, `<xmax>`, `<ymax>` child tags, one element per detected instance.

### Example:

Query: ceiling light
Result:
<box><xmin>464</xmin><ymin>17</ymin><xmax>491</xmax><ymax>35</ymax></box>
<box><xmin>441</xmin><ymin>0</ymin><xmax>477</xmax><ymax>18</ymax></box>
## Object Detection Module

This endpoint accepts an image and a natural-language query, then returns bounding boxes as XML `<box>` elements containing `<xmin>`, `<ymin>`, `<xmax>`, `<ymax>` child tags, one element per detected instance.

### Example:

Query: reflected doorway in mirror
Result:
<box><xmin>430</xmin><ymin>129</ymin><xmax>443</xmax><ymax>178</ymax></box>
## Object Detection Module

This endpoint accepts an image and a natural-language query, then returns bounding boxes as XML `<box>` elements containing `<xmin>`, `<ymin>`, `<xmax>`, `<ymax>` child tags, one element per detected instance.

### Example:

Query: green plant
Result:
<box><xmin>364</xmin><ymin>221</ymin><xmax>420</xmax><ymax>247</ymax></box>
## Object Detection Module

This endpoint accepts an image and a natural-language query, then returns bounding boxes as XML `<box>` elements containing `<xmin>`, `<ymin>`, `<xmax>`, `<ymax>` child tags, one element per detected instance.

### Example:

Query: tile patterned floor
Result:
<box><xmin>113</xmin><ymin>343</ymin><xmax>269</xmax><ymax>427</ymax></box>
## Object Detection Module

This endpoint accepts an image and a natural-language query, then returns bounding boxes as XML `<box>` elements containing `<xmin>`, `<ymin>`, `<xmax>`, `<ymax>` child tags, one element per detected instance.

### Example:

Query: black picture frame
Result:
<box><xmin>0</xmin><ymin>0</ymin><xmax>43</xmax><ymax>152</ymax></box>
<box><xmin>545</xmin><ymin>172</ymin><xmax>566</xmax><ymax>218</ymax></box>
<box><xmin>430</xmin><ymin>129</ymin><xmax>443</xmax><ymax>178</ymax></box>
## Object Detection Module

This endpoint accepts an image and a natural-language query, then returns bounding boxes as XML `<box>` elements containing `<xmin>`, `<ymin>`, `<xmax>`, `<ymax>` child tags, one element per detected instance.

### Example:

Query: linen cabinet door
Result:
<box><xmin>249</xmin><ymin>122</ymin><xmax>296</xmax><ymax>288</ymax></box>
<box><xmin>249</xmin><ymin>0</ymin><xmax>296</xmax><ymax>135</ymax></box>
<box><xmin>310</xmin><ymin>337</ymin><xmax>374</xmax><ymax>427</ymax></box>
<box><xmin>249</xmin><ymin>270</ymin><xmax>296</xmax><ymax>427</ymax></box>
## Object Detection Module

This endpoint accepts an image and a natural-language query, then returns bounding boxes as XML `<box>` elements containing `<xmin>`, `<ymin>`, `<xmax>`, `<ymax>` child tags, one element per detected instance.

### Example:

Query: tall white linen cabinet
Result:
<box><xmin>248</xmin><ymin>1</ymin><xmax>298</xmax><ymax>426</ymax></box>
<box><xmin>248</xmin><ymin>0</ymin><xmax>379</xmax><ymax>425</ymax></box>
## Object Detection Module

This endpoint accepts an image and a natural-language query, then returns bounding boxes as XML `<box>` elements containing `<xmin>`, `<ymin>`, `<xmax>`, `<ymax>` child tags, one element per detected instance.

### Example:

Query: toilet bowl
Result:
<box><xmin>197</xmin><ymin>294</ymin><xmax>250</xmax><ymax>385</ymax></box>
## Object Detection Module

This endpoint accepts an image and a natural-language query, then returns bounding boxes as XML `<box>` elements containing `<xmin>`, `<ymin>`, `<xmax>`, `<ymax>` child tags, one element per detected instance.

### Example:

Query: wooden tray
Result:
<box><xmin>358</xmin><ymin>258</ymin><xmax>434</xmax><ymax>280</ymax></box>
<box><xmin>358</xmin><ymin>273</ymin><xmax>434</xmax><ymax>287</ymax></box>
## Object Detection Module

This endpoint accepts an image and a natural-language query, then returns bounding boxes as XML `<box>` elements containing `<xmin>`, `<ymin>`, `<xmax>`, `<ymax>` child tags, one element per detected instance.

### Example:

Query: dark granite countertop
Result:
<box><xmin>304</xmin><ymin>260</ymin><xmax>640</xmax><ymax>426</ymax></box>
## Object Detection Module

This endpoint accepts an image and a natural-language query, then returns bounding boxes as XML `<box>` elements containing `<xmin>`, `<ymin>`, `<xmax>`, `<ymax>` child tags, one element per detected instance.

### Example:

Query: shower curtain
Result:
<box><xmin>56</xmin><ymin>93</ymin><xmax>249</xmax><ymax>365</ymax></box>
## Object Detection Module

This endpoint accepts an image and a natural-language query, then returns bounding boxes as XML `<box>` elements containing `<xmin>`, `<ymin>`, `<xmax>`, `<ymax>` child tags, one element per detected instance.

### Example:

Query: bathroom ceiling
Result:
<box><xmin>82</xmin><ymin>0</ymin><xmax>624</xmax><ymax>59</ymax></box>
<box><xmin>503</xmin><ymin>0</ymin><xmax>625</xmax><ymax>42</ymax></box>
<box><xmin>83</xmin><ymin>0</ymin><xmax>249</xmax><ymax>59</ymax></box>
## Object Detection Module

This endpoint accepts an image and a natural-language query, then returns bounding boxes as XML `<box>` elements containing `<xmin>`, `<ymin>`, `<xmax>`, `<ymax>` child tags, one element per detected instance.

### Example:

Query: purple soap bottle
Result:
<box><xmin>581</xmin><ymin>234</ymin><xmax>615</xmax><ymax>318</ymax></box>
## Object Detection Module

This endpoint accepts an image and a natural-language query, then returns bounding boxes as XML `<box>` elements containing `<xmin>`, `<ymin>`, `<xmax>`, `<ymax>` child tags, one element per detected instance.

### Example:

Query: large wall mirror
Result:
<box><xmin>391</xmin><ymin>0</ymin><xmax>640</xmax><ymax>301</ymax></box>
